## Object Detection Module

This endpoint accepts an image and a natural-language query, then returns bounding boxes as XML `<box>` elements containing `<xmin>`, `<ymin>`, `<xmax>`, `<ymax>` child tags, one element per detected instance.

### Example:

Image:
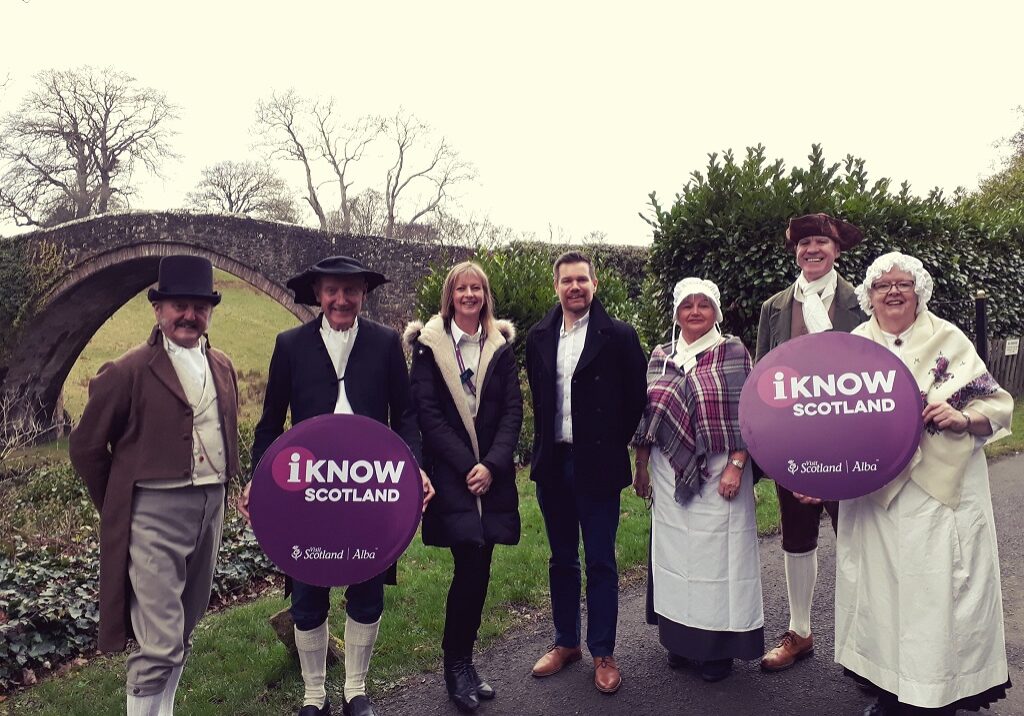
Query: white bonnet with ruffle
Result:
<box><xmin>854</xmin><ymin>251</ymin><xmax>934</xmax><ymax>315</ymax></box>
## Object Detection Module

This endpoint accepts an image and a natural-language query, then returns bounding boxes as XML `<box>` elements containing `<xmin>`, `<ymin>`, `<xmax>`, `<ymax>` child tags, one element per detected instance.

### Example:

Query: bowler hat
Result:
<box><xmin>784</xmin><ymin>213</ymin><xmax>863</xmax><ymax>251</ymax></box>
<box><xmin>286</xmin><ymin>255</ymin><xmax>389</xmax><ymax>306</ymax></box>
<box><xmin>147</xmin><ymin>255</ymin><xmax>222</xmax><ymax>305</ymax></box>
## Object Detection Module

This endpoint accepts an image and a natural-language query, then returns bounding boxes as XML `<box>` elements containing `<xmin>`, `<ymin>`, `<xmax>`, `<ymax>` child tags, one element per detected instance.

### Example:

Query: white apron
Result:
<box><xmin>649</xmin><ymin>448</ymin><xmax>764</xmax><ymax>632</ymax></box>
<box><xmin>835</xmin><ymin>444</ymin><xmax>1009</xmax><ymax>708</ymax></box>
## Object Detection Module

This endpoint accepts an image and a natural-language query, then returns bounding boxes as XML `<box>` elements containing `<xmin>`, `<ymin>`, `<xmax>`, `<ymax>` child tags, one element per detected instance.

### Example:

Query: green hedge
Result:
<box><xmin>645</xmin><ymin>144</ymin><xmax>1024</xmax><ymax>350</ymax></box>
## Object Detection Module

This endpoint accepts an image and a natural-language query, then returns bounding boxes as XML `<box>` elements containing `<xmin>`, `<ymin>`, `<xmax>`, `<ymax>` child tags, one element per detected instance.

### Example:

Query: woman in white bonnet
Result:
<box><xmin>835</xmin><ymin>251</ymin><xmax>1013</xmax><ymax>715</ymax></box>
<box><xmin>632</xmin><ymin>277</ymin><xmax>764</xmax><ymax>682</ymax></box>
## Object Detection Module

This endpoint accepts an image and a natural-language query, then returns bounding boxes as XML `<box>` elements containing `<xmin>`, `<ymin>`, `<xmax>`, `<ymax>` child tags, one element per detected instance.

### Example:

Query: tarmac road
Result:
<box><xmin>379</xmin><ymin>454</ymin><xmax>1024</xmax><ymax>716</ymax></box>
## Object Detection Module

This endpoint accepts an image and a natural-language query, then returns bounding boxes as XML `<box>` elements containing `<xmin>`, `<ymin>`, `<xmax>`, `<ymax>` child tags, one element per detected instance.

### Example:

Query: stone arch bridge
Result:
<box><xmin>0</xmin><ymin>212</ymin><xmax>466</xmax><ymax>431</ymax></box>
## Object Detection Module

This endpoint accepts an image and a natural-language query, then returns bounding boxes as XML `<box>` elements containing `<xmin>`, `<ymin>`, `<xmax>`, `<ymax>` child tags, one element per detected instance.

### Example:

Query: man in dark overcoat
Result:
<box><xmin>238</xmin><ymin>255</ymin><xmax>433</xmax><ymax>716</ymax></box>
<box><xmin>754</xmin><ymin>213</ymin><xmax>866</xmax><ymax>672</ymax></box>
<box><xmin>525</xmin><ymin>251</ymin><xmax>648</xmax><ymax>694</ymax></box>
<box><xmin>69</xmin><ymin>255</ymin><xmax>239</xmax><ymax>716</ymax></box>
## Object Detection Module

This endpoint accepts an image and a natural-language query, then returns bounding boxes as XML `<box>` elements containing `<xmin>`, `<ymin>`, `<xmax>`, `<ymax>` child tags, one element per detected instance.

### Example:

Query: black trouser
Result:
<box><xmin>442</xmin><ymin>543</ymin><xmax>495</xmax><ymax>657</ymax></box>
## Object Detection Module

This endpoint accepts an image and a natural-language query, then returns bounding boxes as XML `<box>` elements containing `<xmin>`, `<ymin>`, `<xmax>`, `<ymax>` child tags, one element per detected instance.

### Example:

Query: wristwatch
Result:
<box><xmin>729</xmin><ymin>457</ymin><xmax>746</xmax><ymax>469</ymax></box>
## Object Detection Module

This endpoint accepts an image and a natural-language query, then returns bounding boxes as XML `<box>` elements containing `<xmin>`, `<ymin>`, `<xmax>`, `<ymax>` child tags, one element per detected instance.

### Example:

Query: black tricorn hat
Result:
<box><xmin>147</xmin><ymin>255</ymin><xmax>222</xmax><ymax>305</ymax></box>
<box><xmin>286</xmin><ymin>255</ymin><xmax>389</xmax><ymax>306</ymax></box>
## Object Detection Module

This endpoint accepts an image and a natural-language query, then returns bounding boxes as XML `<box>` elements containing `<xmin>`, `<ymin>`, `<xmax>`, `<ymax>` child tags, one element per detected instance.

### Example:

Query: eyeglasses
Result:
<box><xmin>870</xmin><ymin>281</ymin><xmax>915</xmax><ymax>294</ymax></box>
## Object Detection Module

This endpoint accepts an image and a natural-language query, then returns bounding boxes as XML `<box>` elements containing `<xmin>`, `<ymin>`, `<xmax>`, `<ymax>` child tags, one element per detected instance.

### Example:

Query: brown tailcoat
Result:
<box><xmin>69</xmin><ymin>326</ymin><xmax>240</xmax><ymax>652</ymax></box>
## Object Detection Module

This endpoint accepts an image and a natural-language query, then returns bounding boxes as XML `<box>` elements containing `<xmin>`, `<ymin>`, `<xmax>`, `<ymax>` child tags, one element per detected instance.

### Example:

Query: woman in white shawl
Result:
<box><xmin>835</xmin><ymin>252</ymin><xmax>1013</xmax><ymax>715</ymax></box>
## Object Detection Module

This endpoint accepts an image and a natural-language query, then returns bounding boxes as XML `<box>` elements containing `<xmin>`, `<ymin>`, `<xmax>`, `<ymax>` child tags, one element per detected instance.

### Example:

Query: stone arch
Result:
<box><xmin>4</xmin><ymin>242</ymin><xmax>314</xmax><ymax>429</ymax></box>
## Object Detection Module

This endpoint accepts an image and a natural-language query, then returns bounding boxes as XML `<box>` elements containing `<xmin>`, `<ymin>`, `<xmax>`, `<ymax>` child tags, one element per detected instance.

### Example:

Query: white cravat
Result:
<box><xmin>163</xmin><ymin>335</ymin><xmax>206</xmax><ymax>399</ymax></box>
<box><xmin>320</xmin><ymin>315</ymin><xmax>358</xmax><ymax>415</ymax></box>
<box><xmin>794</xmin><ymin>269</ymin><xmax>838</xmax><ymax>334</ymax></box>
<box><xmin>555</xmin><ymin>311</ymin><xmax>590</xmax><ymax>443</ymax></box>
<box><xmin>672</xmin><ymin>326</ymin><xmax>725</xmax><ymax>375</ymax></box>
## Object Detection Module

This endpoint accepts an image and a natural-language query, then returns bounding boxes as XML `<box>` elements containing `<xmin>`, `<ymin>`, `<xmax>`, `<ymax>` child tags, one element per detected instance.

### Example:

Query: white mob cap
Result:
<box><xmin>855</xmin><ymin>251</ymin><xmax>934</xmax><ymax>315</ymax></box>
<box><xmin>672</xmin><ymin>277</ymin><xmax>724</xmax><ymax>323</ymax></box>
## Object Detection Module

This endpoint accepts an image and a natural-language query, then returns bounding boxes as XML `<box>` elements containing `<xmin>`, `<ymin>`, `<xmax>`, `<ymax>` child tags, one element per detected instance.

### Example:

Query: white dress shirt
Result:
<box><xmin>554</xmin><ymin>311</ymin><xmax>590</xmax><ymax>443</ymax></box>
<box><xmin>451</xmin><ymin>321</ymin><xmax>483</xmax><ymax>416</ymax></box>
<box><xmin>320</xmin><ymin>315</ymin><xmax>358</xmax><ymax>415</ymax></box>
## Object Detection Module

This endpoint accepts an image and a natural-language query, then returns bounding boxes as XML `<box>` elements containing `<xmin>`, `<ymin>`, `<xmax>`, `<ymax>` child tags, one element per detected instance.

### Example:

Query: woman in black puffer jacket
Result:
<box><xmin>405</xmin><ymin>261</ymin><xmax>522</xmax><ymax>714</ymax></box>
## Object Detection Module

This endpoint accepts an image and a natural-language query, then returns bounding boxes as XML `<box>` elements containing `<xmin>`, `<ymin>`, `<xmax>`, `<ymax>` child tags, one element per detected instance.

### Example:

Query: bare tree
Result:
<box><xmin>311</xmin><ymin>102</ymin><xmax>382</xmax><ymax>233</ymax></box>
<box><xmin>254</xmin><ymin>89</ymin><xmax>329</xmax><ymax>229</ymax></box>
<box><xmin>0</xmin><ymin>66</ymin><xmax>178</xmax><ymax>227</ymax></box>
<box><xmin>186</xmin><ymin>160</ymin><xmax>297</xmax><ymax>222</ymax></box>
<box><xmin>347</xmin><ymin>187</ymin><xmax>388</xmax><ymax>236</ymax></box>
<box><xmin>381</xmin><ymin>109</ymin><xmax>476</xmax><ymax>238</ymax></box>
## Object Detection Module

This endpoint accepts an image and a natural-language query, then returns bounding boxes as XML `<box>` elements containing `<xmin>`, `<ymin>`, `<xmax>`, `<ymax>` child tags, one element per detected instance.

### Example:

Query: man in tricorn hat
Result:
<box><xmin>239</xmin><ymin>255</ymin><xmax>434</xmax><ymax>716</ymax></box>
<box><xmin>754</xmin><ymin>213</ymin><xmax>866</xmax><ymax>672</ymax></box>
<box><xmin>70</xmin><ymin>255</ymin><xmax>240</xmax><ymax>715</ymax></box>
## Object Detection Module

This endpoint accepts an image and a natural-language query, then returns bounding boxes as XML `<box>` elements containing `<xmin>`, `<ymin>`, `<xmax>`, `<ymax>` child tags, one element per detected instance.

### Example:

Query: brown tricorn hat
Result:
<box><xmin>784</xmin><ymin>213</ymin><xmax>863</xmax><ymax>251</ymax></box>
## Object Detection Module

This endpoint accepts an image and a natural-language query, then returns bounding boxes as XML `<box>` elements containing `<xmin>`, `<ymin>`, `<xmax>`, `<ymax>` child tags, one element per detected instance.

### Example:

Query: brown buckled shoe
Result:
<box><xmin>531</xmin><ymin>645</ymin><xmax>583</xmax><ymax>677</ymax></box>
<box><xmin>593</xmin><ymin>656</ymin><xmax>621</xmax><ymax>694</ymax></box>
<box><xmin>760</xmin><ymin>630</ymin><xmax>814</xmax><ymax>672</ymax></box>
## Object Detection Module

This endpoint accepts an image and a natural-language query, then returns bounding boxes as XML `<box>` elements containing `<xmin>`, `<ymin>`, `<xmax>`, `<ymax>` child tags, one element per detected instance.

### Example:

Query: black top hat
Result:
<box><xmin>286</xmin><ymin>255</ymin><xmax>389</xmax><ymax>306</ymax></box>
<box><xmin>147</xmin><ymin>255</ymin><xmax>222</xmax><ymax>305</ymax></box>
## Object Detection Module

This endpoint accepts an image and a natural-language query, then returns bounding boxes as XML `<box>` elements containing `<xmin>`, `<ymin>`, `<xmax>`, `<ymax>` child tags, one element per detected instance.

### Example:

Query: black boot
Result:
<box><xmin>444</xmin><ymin>656</ymin><xmax>480</xmax><ymax>713</ymax></box>
<box><xmin>465</xmin><ymin>660</ymin><xmax>495</xmax><ymax>700</ymax></box>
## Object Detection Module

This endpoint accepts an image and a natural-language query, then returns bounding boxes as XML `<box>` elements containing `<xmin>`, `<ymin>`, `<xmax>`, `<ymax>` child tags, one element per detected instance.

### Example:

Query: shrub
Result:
<box><xmin>0</xmin><ymin>423</ymin><xmax>275</xmax><ymax>691</ymax></box>
<box><xmin>645</xmin><ymin>144</ymin><xmax>1024</xmax><ymax>350</ymax></box>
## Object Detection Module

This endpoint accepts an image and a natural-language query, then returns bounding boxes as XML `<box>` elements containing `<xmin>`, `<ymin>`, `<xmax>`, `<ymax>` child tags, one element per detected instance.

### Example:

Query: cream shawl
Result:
<box><xmin>853</xmin><ymin>310</ymin><xmax>1013</xmax><ymax>509</ymax></box>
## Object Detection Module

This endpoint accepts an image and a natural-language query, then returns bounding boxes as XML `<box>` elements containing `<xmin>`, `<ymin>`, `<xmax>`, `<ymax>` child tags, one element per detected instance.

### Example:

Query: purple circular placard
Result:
<box><xmin>249</xmin><ymin>414</ymin><xmax>423</xmax><ymax>586</ymax></box>
<box><xmin>740</xmin><ymin>332</ymin><xmax>923</xmax><ymax>500</ymax></box>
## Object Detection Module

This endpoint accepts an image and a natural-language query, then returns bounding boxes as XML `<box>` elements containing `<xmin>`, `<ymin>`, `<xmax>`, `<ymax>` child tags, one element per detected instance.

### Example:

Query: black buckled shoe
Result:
<box><xmin>297</xmin><ymin>696</ymin><xmax>331</xmax><ymax>715</ymax></box>
<box><xmin>341</xmin><ymin>694</ymin><xmax>376</xmax><ymax>716</ymax></box>
<box><xmin>466</xmin><ymin>661</ymin><xmax>495</xmax><ymax>700</ymax></box>
<box><xmin>444</xmin><ymin>656</ymin><xmax>481</xmax><ymax>713</ymax></box>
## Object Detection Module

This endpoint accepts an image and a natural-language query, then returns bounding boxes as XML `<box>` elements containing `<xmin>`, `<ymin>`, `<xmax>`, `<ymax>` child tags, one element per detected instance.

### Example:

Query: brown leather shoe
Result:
<box><xmin>760</xmin><ymin>630</ymin><xmax>814</xmax><ymax>672</ymax></box>
<box><xmin>531</xmin><ymin>645</ymin><xmax>583</xmax><ymax>677</ymax></box>
<box><xmin>593</xmin><ymin>656</ymin><xmax>621</xmax><ymax>694</ymax></box>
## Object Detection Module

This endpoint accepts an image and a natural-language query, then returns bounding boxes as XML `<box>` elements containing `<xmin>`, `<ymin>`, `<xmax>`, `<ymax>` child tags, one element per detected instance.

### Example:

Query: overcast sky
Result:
<box><xmin>2</xmin><ymin>0</ymin><xmax>1022</xmax><ymax>245</ymax></box>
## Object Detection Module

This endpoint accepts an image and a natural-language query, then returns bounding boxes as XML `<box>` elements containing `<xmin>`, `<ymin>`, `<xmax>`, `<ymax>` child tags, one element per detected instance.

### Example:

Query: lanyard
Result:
<box><xmin>452</xmin><ymin>332</ymin><xmax>484</xmax><ymax>396</ymax></box>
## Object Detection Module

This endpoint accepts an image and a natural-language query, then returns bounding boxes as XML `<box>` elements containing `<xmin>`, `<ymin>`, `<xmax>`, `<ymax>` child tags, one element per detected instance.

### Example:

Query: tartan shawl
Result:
<box><xmin>633</xmin><ymin>336</ymin><xmax>751</xmax><ymax>504</ymax></box>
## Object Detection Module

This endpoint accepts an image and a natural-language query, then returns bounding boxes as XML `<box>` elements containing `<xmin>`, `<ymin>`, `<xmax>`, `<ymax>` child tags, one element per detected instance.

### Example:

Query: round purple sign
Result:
<box><xmin>249</xmin><ymin>414</ymin><xmax>423</xmax><ymax>586</ymax></box>
<box><xmin>740</xmin><ymin>332</ymin><xmax>923</xmax><ymax>500</ymax></box>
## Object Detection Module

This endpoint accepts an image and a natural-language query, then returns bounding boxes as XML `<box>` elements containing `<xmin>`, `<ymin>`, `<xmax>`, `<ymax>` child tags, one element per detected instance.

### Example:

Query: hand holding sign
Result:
<box><xmin>247</xmin><ymin>414</ymin><xmax>424</xmax><ymax>587</ymax></box>
<box><xmin>739</xmin><ymin>333</ymin><xmax>923</xmax><ymax>500</ymax></box>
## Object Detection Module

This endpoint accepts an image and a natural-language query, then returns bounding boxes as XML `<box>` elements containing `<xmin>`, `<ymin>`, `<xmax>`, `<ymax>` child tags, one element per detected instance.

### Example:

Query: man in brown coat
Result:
<box><xmin>754</xmin><ymin>214</ymin><xmax>866</xmax><ymax>672</ymax></box>
<box><xmin>70</xmin><ymin>255</ymin><xmax>239</xmax><ymax>716</ymax></box>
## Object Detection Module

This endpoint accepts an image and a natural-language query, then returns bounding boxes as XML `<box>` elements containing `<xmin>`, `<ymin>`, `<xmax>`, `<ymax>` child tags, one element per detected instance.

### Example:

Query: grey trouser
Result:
<box><xmin>126</xmin><ymin>483</ymin><xmax>225</xmax><ymax>696</ymax></box>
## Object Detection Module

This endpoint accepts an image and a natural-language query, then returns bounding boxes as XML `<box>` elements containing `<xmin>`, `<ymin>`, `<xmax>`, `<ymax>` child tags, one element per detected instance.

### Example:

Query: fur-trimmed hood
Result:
<box><xmin>404</xmin><ymin>314</ymin><xmax>516</xmax><ymax>461</ymax></box>
<box><xmin>403</xmin><ymin>315</ymin><xmax>516</xmax><ymax>349</ymax></box>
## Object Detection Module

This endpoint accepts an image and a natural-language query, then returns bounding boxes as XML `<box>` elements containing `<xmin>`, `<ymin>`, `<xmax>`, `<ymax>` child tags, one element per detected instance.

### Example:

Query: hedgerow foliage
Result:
<box><xmin>0</xmin><ymin>424</ymin><xmax>273</xmax><ymax>692</ymax></box>
<box><xmin>644</xmin><ymin>144</ymin><xmax>1024</xmax><ymax>350</ymax></box>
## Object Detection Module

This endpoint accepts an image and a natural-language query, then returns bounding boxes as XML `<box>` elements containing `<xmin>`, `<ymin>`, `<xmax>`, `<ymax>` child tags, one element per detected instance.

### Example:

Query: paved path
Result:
<box><xmin>380</xmin><ymin>454</ymin><xmax>1024</xmax><ymax>715</ymax></box>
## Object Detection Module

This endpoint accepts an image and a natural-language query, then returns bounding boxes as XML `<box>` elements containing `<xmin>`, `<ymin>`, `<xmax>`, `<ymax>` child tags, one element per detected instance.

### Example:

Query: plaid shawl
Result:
<box><xmin>633</xmin><ymin>336</ymin><xmax>751</xmax><ymax>504</ymax></box>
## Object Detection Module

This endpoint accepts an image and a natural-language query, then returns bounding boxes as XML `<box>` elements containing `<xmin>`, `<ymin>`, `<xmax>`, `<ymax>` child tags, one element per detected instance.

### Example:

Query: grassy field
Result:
<box><xmin>62</xmin><ymin>270</ymin><xmax>300</xmax><ymax>423</ymax></box>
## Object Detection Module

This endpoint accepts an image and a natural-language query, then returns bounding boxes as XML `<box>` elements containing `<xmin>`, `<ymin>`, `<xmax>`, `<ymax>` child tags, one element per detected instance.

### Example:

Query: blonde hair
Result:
<box><xmin>440</xmin><ymin>261</ymin><xmax>497</xmax><ymax>337</ymax></box>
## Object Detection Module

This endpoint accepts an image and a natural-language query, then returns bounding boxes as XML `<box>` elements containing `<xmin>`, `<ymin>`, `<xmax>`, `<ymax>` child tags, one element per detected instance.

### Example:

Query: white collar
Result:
<box><xmin>796</xmin><ymin>268</ymin><xmax>838</xmax><ymax>296</ymax></box>
<box><xmin>163</xmin><ymin>333</ymin><xmax>205</xmax><ymax>356</ymax></box>
<box><xmin>321</xmin><ymin>314</ymin><xmax>359</xmax><ymax>338</ymax></box>
<box><xmin>559</xmin><ymin>311</ymin><xmax>590</xmax><ymax>337</ymax></box>
<box><xmin>451</xmin><ymin>320</ymin><xmax>481</xmax><ymax>345</ymax></box>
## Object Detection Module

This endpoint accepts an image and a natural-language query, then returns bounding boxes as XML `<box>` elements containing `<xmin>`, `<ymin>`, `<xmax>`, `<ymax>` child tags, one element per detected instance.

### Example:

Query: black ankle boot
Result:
<box><xmin>465</xmin><ymin>660</ymin><xmax>495</xmax><ymax>700</ymax></box>
<box><xmin>444</xmin><ymin>656</ymin><xmax>480</xmax><ymax>713</ymax></box>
